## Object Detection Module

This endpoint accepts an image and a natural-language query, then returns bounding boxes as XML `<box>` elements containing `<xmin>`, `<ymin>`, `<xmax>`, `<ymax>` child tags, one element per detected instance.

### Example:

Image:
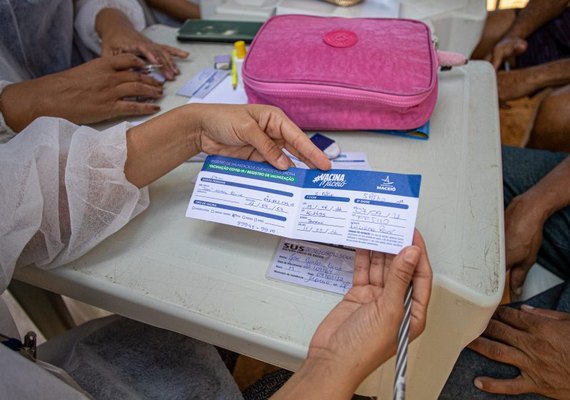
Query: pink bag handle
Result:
<box><xmin>437</xmin><ymin>50</ymin><xmax>468</xmax><ymax>68</ymax></box>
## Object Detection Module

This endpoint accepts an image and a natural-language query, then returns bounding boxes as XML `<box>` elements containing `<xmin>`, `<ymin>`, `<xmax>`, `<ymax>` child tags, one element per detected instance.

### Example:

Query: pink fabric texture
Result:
<box><xmin>243</xmin><ymin>15</ymin><xmax>438</xmax><ymax>131</ymax></box>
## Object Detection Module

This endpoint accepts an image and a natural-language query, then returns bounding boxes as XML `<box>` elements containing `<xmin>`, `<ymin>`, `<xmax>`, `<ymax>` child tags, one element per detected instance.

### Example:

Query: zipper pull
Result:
<box><xmin>437</xmin><ymin>50</ymin><xmax>468</xmax><ymax>71</ymax></box>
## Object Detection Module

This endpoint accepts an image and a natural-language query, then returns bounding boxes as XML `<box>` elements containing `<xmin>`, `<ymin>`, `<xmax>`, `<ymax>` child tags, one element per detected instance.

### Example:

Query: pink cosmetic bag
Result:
<box><xmin>243</xmin><ymin>15</ymin><xmax>438</xmax><ymax>131</ymax></box>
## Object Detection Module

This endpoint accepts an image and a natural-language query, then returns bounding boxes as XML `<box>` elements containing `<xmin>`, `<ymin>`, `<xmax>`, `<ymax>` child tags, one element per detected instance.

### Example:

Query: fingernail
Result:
<box><xmin>276</xmin><ymin>154</ymin><xmax>289</xmax><ymax>169</ymax></box>
<box><xmin>403</xmin><ymin>246</ymin><xmax>420</xmax><ymax>264</ymax></box>
<box><xmin>521</xmin><ymin>304</ymin><xmax>534</xmax><ymax>310</ymax></box>
<box><xmin>474</xmin><ymin>378</ymin><xmax>483</xmax><ymax>390</ymax></box>
<box><xmin>513</xmin><ymin>286</ymin><xmax>522</xmax><ymax>296</ymax></box>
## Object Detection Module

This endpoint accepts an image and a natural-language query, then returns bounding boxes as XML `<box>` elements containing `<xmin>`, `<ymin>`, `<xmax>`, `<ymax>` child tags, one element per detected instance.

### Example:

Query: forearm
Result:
<box><xmin>125</xmin><ymin>105</ymin><xmax>201</xmax><ymax>188</ymax></box>
<box><xmin>95</xmin><ymin>8</ymin><xmax>136</xmax><ymax>42</ymax></box>
<box><xmin>505</xmin><ymin>0</ymin><xmax>569</xmax><ymax>39</ymax></box>
<box><xmin>1</xmin><ymin>80</ymin><xmax>46</xmax><ymax>132</ymax></box>
<box><xmin>526</xmin><ymin>59</ymin><xmax>570</xmax><ymax>91</ymax></box>
<box><xmin>520</xmin><ymin>155</ymin><xmax>570</xmax><ymax>220</ymax></box>
<box><xmin>146</xmin><ymin>0</ymin><xmax>200</xmax><ymax>20</ymax></box>
<box><xmin>271</xmin><ymin>358</ymin><xmax>359</xmax><ymax>400</ymax></box>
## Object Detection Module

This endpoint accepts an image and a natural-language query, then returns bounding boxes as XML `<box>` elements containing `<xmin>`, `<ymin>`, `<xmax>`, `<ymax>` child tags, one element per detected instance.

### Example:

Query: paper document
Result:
<box><xmin>186</xmin><ymin>155</ymin><xmax>421</xmax><ymax>254</ymax></box>
<box><xmin>289</xmin><ymin>151</ymin><xmax>370</xmax><ymax>170</ymax></box>
<box><xmin>187</xmin><ymin>75</ymin><xmax>247</xmax><ymax>105</ymax></box>
<box><xmin>269</xmin><ymin>151</ymin><xmax>368</xmax><ymax>293</ymax></box>
<box><xmin>177</xmin><ymin>68</ymin><xmax>229</xmax><ymax>98</ymax></box>
<box><xmin>268</xmin><ymin>239</ymin><xmax>355</xmax><ymax>295</ymax></box>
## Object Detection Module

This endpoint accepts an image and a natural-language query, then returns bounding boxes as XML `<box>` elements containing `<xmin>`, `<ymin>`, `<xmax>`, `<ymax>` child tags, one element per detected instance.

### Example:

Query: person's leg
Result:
<box><xmin>529</xmin><ymin>84</ymin><xmax>570</xmax><ymax>152</ymax></box>
<box><xmin>471</xmin><ymin>9</ymin><xmax>516</xmax><ymax>60</ymax></box>
<box><xmin>38</xmin><ymin>316</ymin><xmax>243</xmax><ymax>400</ymax></box>
<box><xmin>502</xmin><ymin>146</ymin><xmax>570</xmax><ymax>280</ymax></box>
<box><xmin>439</xmin><ymin>282</ymin><xmax>570</xmax><ymax>399</ymax></box>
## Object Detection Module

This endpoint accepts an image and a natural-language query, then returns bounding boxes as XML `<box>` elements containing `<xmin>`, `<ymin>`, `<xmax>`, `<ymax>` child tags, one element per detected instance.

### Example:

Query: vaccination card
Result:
<box><xmin>185</xmin><ymin>155</ymin><xmax>421</xmax><ymax>254</ymax></box>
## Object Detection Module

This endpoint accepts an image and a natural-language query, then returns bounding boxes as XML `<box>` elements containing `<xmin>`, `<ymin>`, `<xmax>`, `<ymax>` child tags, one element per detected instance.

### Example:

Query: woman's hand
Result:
<box><xmin>195</xmin><ymin>104</ymin><xmax>331</xmax><ymax>170</ymax></box>
<box><xmin>2</xmin><ymin>54</ymin><xmax>163</xmax><ymax>132</ymax></box>
<box><xmin>272</xmin><ymin>231</ymin><xmax>432</xmax><ymax>399</ymax></box>
<box><xmin>96</xmin><ymin>8</ymin><xmax>189</xmax><ymax>80</ymax></box>
<box><xmin>125</xmin><ymin>104</ymin><xmax>331</xmax><ymax>188</ymax></box>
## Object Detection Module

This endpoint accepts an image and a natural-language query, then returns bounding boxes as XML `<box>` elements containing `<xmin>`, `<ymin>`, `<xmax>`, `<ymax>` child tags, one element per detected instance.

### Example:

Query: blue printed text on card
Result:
<box><xmin>185</xmin><ymin>155</ymin><xmax>421</xmax><ymax>254</ymax></box>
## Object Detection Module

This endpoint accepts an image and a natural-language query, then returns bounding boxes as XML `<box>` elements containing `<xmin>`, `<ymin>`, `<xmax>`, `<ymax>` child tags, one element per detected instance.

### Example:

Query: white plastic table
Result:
<box><xmin>14</xmin><ymin>26</ymin><xmax>504</xmax><ymax>399</ymax></box>
<box><xmin>203</xmin><ymin>0</ymin><xmax>487</xmax><ymax>56</ymax></box>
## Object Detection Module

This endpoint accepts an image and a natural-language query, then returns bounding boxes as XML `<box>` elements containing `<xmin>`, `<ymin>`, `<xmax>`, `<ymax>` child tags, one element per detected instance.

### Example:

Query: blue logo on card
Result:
<box><xmin>312</xmin><ymin>173</ymin><xmax>347</xmax><ymax>188</ymax></box>
<box><xmin>377</xmin><ymin>175</ymin><xmax>396</xmax><ymax>192</ymax></box>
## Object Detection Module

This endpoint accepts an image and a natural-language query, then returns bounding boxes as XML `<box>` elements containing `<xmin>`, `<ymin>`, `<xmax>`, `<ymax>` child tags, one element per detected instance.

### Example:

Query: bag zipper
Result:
<box><xmin>243</xmin><ymin>78</ymin><xmax>434</xmax><ymax>108</ymax></box>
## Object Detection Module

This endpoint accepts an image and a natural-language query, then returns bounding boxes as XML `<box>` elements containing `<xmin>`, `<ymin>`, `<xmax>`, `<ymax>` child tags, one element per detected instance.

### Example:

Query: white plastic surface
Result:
<box><xmin>13</xmin><ymin>26</ymin><xmax>503</xmax><ymax>399</ymax></box>
<box><xmin>203</xmin><ymin>0</ymin><xmax>487</xmax><ymax>56</ymax></box>
<box><xmin>400</xmin><ymin>0</ymin><xmax>487</xmax><ymax>56</ymax></box>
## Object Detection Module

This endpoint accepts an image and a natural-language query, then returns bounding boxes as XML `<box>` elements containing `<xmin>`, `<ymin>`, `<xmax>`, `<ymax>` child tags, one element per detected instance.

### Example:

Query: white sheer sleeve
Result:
<box><xmin>74</xmin><ymin>0</ymin><xmax>147</xmax><ymax>55</ymax></box>
<box><xmin>0</xmin><ymin>117</ymin><xmax>149</xmax><ymax>294</ymax></box>
<box><xmin>0</xmin><ymin>80</ymin><xmax>17</xmax><ymax>143</ymax></box>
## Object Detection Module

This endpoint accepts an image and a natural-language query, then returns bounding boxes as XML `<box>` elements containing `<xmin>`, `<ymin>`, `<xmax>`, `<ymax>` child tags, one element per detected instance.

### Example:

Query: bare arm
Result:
<box><xmin>515</xmin><ymin>154</ymin><xmax>570</xmax><ymax>221</ymax></box>
<box><xmin>497</xmin><ymin>58</ymin><xmax>570</xmax><ymax>101</ymax></box>
<box><xmin>124</xmin><ymin>104</ymin><xmax>331</xmax><ymax>188</ymax></box>
<box><xmin>0</xmin><ymin>55</ymin><xmax>162</xmax><ymax>132</ymax></box>
<box><xmin>489</xmin><ymin>0</ymin><xmax>569</xmax><ymax>69</ymax></box>
<box><xmin>146</xmin><ymin>0</ymin><xmax>201</xmax><ymax>20</ymax></box>
<box><xmin>505</xmin><ymin>155</ymin><xmax>570</xmax><ymax>292</ymax></box>
<box><xmin>504</xmin><ymin>0</ymin><xmax>569</xmax><ymax>40</ymax></box>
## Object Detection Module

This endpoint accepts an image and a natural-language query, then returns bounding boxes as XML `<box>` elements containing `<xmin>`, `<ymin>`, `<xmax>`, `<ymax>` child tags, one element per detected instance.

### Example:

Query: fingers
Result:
<box><xmin>409</xmin><ymin>230</ymin><xmax>432</xmax><ymax>335</ymax></box>
<box><xmin>113</xmin><ymin>70</ymin><xmax>163</xmax><ymax>89</ymax></box>
<box><xmin>164</xmin><ymin>45</ymin><xmax>190</xmax><ymax>59</ymax></box>
<box><xmin>520</xmin><ymin>304</ymin><xmax>570</xmax><ymax>321</ymax></box>
<box><xmin>146</xmin><ymin>45</ymin><xmax>186</xmax><ymax>80</ymax></box>
<box><xmin>353</xmin><ymin>249</ymin><xmax>372</xmax><ymax>286</ymax></box>
<box><xmin>370</xmin><ymin>251</ymin><xmax>390</xmax><ymax>287</ymax></box>
<box><xmin>383</xmin><ymin>246</ymin><xmax>421</xmax><ymax>308</ymax></box>
<box><xmin>490</xmin><ymin>38</ymin><xmax>528</xmax><ymax>70</ymax></box>
<box><xmin>351</xmin><ymin>250</ymin><xmax>390</xmax><ymax>288</ymax></box>
<box><xmin>109</xmin><ymin>53</ymin><xmax>147</xmax><ymax>71</ymax></box>
<box><xmin>242</xmin><ymin>124</ymin><xmax>293</xmax><ymax>170</ymax></box>
<box><xmin>282</xmin><ymin>145</ymin><xmax>319</xmax><ymax>169</ymax></box>
<box><xmin>251</xmin><ymin>106</ymin><xmax>331</xmax><ymax>171</ymax></box>
<box><xmin>483</xmin><ymin>318</ymin><xmax>526</xmax><ymax>348</ymax></box>
<box><xmin>110</xmin><ymin>100</ymin><xmax>160</xmax><ymax>119</ymax></box>
<box><xmin>492</xmin><ymin>306</ymin><xmax>531</xmax><ymax>331</ymax></box>
<box><xmin>510</xmin><ymin>264</ymin><xmax>532</xmax><ymax>296</ymax></box>
<box><xmin>468</xmin><ymin>336</ymin><xmax>525</xmax><ymax>367</ymax></box>
<box><xmin>492</xmin><ymin>50</ymin><xmax>505</xmax><ymax>71</ymax></box>
<box><xmin>114</xmin><ymin>81</ymin><xmax>163</xmax><ymax>100</ymax></box>
<box><xmin>138</xmin><ymin>47</ymin><xmax>176</xmax><ymax>81</ymax></box>
<box><xmin>474</xmin><ymin>375</ymin><xmax>534</xmax><ymax>395</ymax></box>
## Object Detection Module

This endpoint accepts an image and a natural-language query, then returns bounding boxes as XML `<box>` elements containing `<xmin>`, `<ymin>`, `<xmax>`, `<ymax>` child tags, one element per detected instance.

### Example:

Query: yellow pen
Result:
<box><xmin>231</xmin><ymin>49</ymin><xmax>238</xmax><ymax>90</ymax></box>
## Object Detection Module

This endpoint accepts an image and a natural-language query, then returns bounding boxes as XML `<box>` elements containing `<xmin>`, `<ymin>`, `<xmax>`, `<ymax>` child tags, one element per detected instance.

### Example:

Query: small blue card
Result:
<box><xmin>370</xmin><ymin>121</ymin><xmax>430</xmax><ymax>140</ymax></box>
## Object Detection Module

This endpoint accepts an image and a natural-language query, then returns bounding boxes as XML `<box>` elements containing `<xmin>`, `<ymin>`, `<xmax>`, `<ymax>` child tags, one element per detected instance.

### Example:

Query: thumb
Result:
<box><xmin>510</xmin><ymin>265</ymin><xmax>531</xmax><ymax>296</ymax></box>
<box><xmin>245</xmin><ymin>124</ymin><xmax>291</xmax><ymax>170</ymax></box>
<box><xmin>514</xmin><ymin>38</ymin><xmax>528</xmax><ymax>55</ymax></box>
<box><xmin>384</xmin><ymin>246</ymin><xmax>420</xmax><ymax>306</ymax></box>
